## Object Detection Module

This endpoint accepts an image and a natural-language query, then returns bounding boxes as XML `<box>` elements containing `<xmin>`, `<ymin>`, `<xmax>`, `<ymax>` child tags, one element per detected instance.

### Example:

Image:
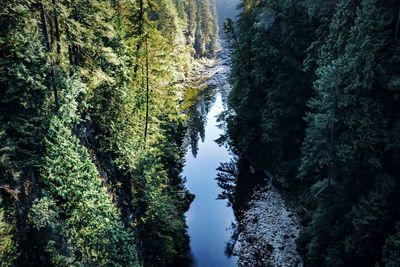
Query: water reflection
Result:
<box><xmin>184</xmin><ymin>40</ymin><xmax>233</xmax><ymax>158</ymax></box>
<box><xmin>185</xmin><ymin>85</ymin><xmax>217</xmax><ymax>157</ymax></box>
<box><xmin>215</xmin><ymin>157</ymin><xmax>267</xmax><ymax>259</ymax></box>
<box><xmin>182</xmin><ymin>40</ymin><xmax>237</xmax><ymax>267</ymax></box>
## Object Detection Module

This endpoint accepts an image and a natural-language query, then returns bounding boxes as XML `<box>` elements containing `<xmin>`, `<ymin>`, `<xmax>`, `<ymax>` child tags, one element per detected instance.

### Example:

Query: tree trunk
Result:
<box><xmin>134</xmin><ymin>0</ymin><xmax>144</xmax><ymax>75</ymax></box>
<box><xmin>52</xmin><ymin>0</ymin><xmax>60</xmax><ymax>111</ymax></box>
<box><xmin>144</xmin><ymin>37</ymin><xmax>150</xmax><ymax>142</ymax></box>
<box><xmin>39</xmin><ymin>3</ymin><xmax>50</xmax><ymax>51</ymax></box>
<box><xmin>52</xmin><ymin>0</ymin><xmax>61</xmax><ymax>55</ymax></box>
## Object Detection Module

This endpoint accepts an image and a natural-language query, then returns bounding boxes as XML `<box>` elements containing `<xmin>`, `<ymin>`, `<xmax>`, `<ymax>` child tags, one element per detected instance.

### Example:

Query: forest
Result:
<box><xmin>222</xmin><ymin>0</ymin><xmax>400</xmax><ymax>266</ymax></box>
<box><xmin>1</xmin><ymin>0</ymin><xmax>400</xmax><ymax>266</ymax></box>
<box><xmin>0</xmin><ymin>0</ymin><xmax>218</xmax><ymax>266</ymax></box>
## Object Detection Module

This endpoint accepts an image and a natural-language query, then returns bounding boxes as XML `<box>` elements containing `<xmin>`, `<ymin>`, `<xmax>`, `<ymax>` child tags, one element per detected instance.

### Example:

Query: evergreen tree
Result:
<box><xmin>1</xmin><ymin>0</ymin><xmax>219</xmax><ymax>265</ymax></box>
<box><xmin>225</xmin><ymin>0</ymin><xmax>400</xmax><ymax>265</ymax></box>
<box><xmin>0</xmin><ymin>1</ymin><xmax>51</xmax><ymax>264</ymax></box>
<box><xmin>298</xmin><ymin>1</ymin><xmax>399</xmax><ymax>265</ymax></box>
<box><xmin>29</xmin><ymin>77</ymin><xmax>138</xmax><ymax>266</ymax></box>
<box><xmin>227</xmin><ymin>0</ymin><xmax>312</xmax><ymax>186</ymax></box>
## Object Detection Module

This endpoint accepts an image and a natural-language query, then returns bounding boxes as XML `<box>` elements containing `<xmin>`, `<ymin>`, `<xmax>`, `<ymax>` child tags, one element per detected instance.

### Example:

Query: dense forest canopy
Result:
<box><xmin>1</xmin><ymin>0</ymin><xmax>400</xmax><ymax>266</ymax></box>
<box><xmin>0</xmin><ymin>0</ymin><xmax>218</xmax><ymax>266</ymax></box>
<box><xmin>223</xmin><ymin>0</ymin><xmax>400</xmax><ymax>266</ymax></box>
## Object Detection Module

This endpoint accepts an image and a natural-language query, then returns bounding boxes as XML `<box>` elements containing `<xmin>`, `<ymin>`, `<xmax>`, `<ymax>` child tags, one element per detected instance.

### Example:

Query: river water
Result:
<box><xmin>180</xmin><ymin>39</ymin><xmax>303</xmax><ymax>267</ymax></box>
<box><xmin>182</xmin><ymin>42</ymin><xmax>237</xmax><ymax>267</ymax></box>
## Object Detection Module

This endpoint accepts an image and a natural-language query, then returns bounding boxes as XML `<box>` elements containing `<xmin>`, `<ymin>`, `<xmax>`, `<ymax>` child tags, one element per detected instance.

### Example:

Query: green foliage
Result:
<box><xmin>225</xmin><ymin>0</ymin><xmax>400</xmax><ymax>265</ymax></box>
<box><xmin>1</xmin><ymin>0</ymin><xmax>218</xmax><ymax>266</ymax></box>
<box><xmin>383</xmin><ymin>222</ymin><xmax>400</xmax><ymax>266</ymax></box>
<box><xmin>226</xmin><ymin>0</ymin><xmax>312</xmax><ymax>185</ymax></box>
<box><xmin>223</xmin><ymin>18</ymin><xmax>234</xmax><ymax>34</ymax></box>
<box><xmin>0</xmin><ymin>207</ymin><xmax>18</xmax><ymax>266</ymax></box>
<box><xmin>29</xmin><ymin>78</ymin><xmax>138</xmax><ymax>266</ymax></box>
<box><xmin>297</xmin><ymin>1</ymin><xmax>399</xmax><ymax>265</ymax></box>
<box><xmin>0</xmin><ymin>0</ymin><xmax>52</xmax><ymax>264</ymax></box>
<box><xmin>190</xmin><ymin>0</ymin><xmax>219</xmax><ymax>57</ymax></box>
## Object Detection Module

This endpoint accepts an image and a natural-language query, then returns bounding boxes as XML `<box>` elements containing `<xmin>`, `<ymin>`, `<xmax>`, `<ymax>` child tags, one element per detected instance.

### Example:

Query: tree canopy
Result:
<box><xmin>0</xmin><ymin>0</ymin><xmax>218</xmax><ymax>266</ymax></box>
<box><xmin>224</xmin><ymin>0</ymin><xmax>400</xmax><ymax>265</ymax></box>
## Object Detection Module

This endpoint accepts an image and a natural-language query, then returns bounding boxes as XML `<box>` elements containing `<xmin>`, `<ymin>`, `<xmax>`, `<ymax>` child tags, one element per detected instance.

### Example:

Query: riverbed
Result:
<box><xmin>182</xmin><ymin>40</ymin><xmax>237</xmax><ymax>267</ymax></box>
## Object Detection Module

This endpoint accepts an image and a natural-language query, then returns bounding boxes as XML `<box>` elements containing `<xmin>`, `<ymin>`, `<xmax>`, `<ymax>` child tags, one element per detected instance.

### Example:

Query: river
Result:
<box><xmin>182</xmin><ymin>41</ymin><xmax>237</xmax><ymax>267</ymax></box>
<box><xmin>181</xmin><ymin>40</ymin><xmax>302</xmax><ymax>267</ymax></box>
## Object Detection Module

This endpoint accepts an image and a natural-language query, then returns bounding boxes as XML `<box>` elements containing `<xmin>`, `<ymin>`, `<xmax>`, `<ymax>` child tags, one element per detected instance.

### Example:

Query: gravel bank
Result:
<box><xmin>234</xmin><ymin>181</ymin><xmax>303</xmax><ymax>267</ymax></box>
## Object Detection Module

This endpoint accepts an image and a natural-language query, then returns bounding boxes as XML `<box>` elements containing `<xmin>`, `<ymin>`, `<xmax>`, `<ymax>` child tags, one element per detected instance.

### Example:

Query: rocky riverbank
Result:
<box><xmin>234</xmin><ymin>181</ymin><xmax>303</xmax><ymax>267</ymax></box>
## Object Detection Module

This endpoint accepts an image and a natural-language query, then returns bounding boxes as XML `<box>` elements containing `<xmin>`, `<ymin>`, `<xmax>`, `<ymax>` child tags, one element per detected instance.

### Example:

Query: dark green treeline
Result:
<box><xmin>224</xmin><ymin>0</ymin><xmax>400</xmax><ymax>265</ymax></box>
<box><xmin>0</xmin><ymin>0</ymin><xmax>217</xmax><ymax>266</ymax></box>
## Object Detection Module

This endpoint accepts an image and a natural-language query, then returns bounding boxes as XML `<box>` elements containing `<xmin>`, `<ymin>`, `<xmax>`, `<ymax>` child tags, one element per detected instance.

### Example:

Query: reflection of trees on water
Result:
<box><xmin>184</xmin><ymin>40</ymin><xmax>232</xmax><ymax>158</ymax></box>
<box><xmin>216</xmin><ymin>159</ymin><xmax>238</xmax><ymax>205</ymax></box>
<box><xmin>185</xmin><ymin>85</ymin><xmax>217</xmax><ymax>157</ymax></box>
<box><xmin>215</xmin><ymin>157</ymin><xmax>266</xmax><ymax>258</ymax></box>
<box><xmin>216</xmin><ymin>157</ymin><xmax>264</xmax><ymax>215</ymax></box>
<box><xmin>219</xmin><ymin>84</ymin><xmax>230</xmax><ymax>108</ymax></box>
<box><xmin>181</xmin><ymin>42</ymin><xmax>234</xmax><ymax>264</ymax></box>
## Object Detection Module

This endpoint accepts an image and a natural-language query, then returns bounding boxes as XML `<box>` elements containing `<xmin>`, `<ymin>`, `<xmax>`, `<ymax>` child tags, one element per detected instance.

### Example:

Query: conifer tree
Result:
<box><xmin>226</xmin><ymin>0</ymin><xmax>400</xmax><ymax>265</ymax></box>
<box><xmin>29</xmin><ymin>77</ymin><xmax>138</xmax><ymax>266</ymax></box>
<box><xmin>227</xmin><ymin>0</ymin><xmax>312</xmax><ymax>186</ymax></box>
<box><xmin>0</xmin><ymin>1</ymin><xmax>51</xmax><ymax>264</ymax></box>
<box><xmin>298</xmin><ymin>0</ymin><xmax>400</xmax><ymax>265</ymax></box>
<box><xmin>1</xmin><ymin>0</ymin><xmax>219</xmax><ymax>265</ymax></box>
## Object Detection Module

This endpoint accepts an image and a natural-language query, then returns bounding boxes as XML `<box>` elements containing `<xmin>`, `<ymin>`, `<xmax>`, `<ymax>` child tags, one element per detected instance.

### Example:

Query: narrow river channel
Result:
<box><xmin>182</xmin><ymin>41</ymin><xmax>237</xmax><ymax>267</ymax></box>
